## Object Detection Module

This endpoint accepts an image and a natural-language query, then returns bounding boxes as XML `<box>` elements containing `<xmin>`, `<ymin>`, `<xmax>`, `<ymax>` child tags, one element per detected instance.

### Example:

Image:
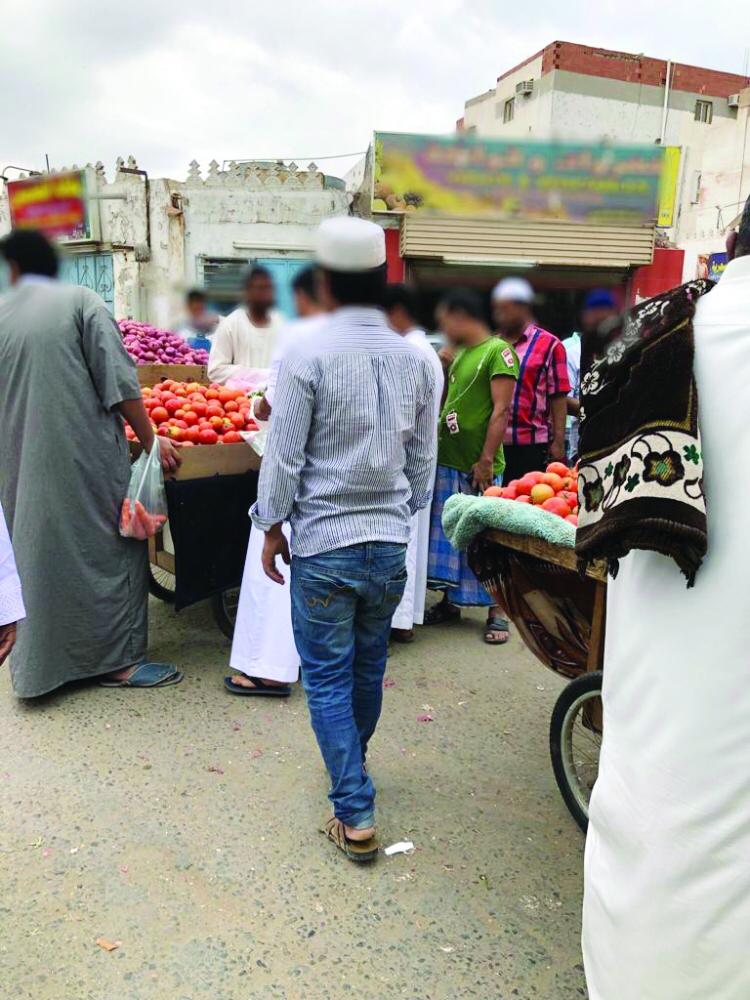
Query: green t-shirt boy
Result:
<box><xmin>438</xmin><ymin>336</ymin><xmax>519</xmax><ymax>479</ymax></box>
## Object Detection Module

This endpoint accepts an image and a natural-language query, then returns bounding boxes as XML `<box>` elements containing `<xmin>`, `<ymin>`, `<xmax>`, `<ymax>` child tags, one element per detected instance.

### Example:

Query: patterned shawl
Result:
<box><xmin>576</xmin><ymin>279</ymin><xmax>713</xmax><ymax>587</ymax></box>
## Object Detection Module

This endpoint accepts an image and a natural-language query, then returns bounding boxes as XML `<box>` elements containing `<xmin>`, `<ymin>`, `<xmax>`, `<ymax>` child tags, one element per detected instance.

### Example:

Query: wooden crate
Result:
<box><xmin>136</xmin><ymin>364</ymin><xmax>208</xmax><ymax>388</ymax></box>
<box><xmin>129</xmin><ymin>440</ymin><xmax>260</xmax><ymax>480</ymax></box>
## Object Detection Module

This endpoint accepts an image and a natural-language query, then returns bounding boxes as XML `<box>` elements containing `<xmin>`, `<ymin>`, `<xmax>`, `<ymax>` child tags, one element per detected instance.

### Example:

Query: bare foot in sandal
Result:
<box><xmin>485</xmin><ymin>609</ymin><xmax>510</xmax><ymax>645</ymax></box>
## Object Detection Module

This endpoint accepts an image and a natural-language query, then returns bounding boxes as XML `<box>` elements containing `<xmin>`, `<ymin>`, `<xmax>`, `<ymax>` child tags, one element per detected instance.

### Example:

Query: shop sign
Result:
<box><xmin>373</xmin><ymin>131</ymin><xmax>665</xmax><ymax>226</ymax></box>
<box><xmin>7</xmin><ymin>170</ymin><xmax>90</xmax><ymax>239</ymax></box>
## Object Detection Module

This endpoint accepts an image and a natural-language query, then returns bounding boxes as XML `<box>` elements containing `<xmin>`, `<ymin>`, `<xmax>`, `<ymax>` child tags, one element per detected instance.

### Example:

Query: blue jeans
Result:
<box><xmin>290</xmin><ymin>542</ymin><xmax>407</xmax><ymax>829</ymax></box>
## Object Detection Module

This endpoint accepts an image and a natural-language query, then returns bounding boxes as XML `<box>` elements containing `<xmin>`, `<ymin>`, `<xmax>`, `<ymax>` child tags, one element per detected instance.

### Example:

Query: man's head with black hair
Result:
<box><xmin>0</xmin><ymin>229</ymin><xmax>58</xmax><ymax>282</ymax></box>
<box><xmin>436</xmin><ymin>288</ymin><xmax>489</xmax><ymax>346</ymax></box>
<box><xmin>186</xmin><ymin>288</ymin><xmax>207</xmax><ymax>320</ymax></box>
<box><xmin>241</xmin><ymin>264</ymin><xmax>275</xmax><ymax>318</ymax></box>
<box><xmin>292</xmin><ymin>266</ymin><xmax>321</xmax><ymax>318</ymax></box>
<box><xmin>317</xmin><ymin>264</ymin><xmax>387</xmax><ymax>311</ymax></box>
<box><xmin>383</xmin><ymin>283</ymin><xmax>420</xmax><ymax>334</ymax></box>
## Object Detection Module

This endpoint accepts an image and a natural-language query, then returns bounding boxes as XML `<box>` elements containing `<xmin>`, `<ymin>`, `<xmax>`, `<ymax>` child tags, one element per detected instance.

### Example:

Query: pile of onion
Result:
<box><xmin>118</xmin><ymin>320</ymin><xmax>209</xmax><ymax>366</ymax></box>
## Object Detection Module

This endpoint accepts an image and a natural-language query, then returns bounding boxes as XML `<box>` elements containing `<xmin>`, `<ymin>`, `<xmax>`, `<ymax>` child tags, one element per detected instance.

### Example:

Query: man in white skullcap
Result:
<box><xmin>0</xmin><ymin>500</ymin><xmax>25</xmax><ymax>667</ymax></box>
<box><xmin>492</xmin><ymin>277</ymin><xmax>569</xmax><ymax>484</ymax></box>
<box><xmin>252</xmin><ymin>217</ymin><xmax>438</xmax><ymax>861</ymax></box>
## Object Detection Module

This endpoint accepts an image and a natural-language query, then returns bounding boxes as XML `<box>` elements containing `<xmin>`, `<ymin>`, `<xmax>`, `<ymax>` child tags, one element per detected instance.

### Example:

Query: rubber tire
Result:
<box><xmin>212</xmin><ymin>589</ymin><xmax>239</xmax><ymax>640</ymax></box>
<box><xmin>549</xmin><ymin>671</ymin><xmax>603</xmax><ymax>834</ymax></box>
<box><xmin>148</xmin><ymin>565</ymin><xmax>176</xmax><ymax>604</ymax></box>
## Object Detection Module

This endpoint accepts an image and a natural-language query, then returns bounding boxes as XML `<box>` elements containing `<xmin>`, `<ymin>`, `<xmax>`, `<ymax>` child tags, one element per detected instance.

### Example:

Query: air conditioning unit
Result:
<box><xmin>728</xmin><ymin>93</ymin><xmax>740</xmax><ymax>108</ymax></box>
<box><xmin>516</xmin><ymin>80</ymin><xmax>534</xmax><ymax>96</ymax></box>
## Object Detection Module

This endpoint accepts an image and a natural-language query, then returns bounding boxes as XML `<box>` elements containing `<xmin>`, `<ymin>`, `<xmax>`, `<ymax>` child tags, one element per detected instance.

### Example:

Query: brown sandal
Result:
<box><xmin>321</xmin><ymin>818</ymin><xmax>379</xmax><ymax>862</ymax></box>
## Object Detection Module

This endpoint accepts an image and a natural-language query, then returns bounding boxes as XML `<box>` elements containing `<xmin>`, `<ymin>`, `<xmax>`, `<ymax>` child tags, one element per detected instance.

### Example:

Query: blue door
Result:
<box><xmin>59</xmin><ymin>252</ymin><xmax>115</xmax><ymax>313</ymax></box>
<box><xmin>256</xmin><ymin>258</ymin><xmax>310</xmax><ymax>318</ymax></box>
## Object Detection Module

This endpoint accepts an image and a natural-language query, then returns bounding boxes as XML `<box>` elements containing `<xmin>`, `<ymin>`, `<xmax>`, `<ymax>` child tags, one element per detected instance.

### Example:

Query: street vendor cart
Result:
<box><xmin>468</xmin><ymin>529</ymin><xmax>606</xmax><ymax>832</ymax></box>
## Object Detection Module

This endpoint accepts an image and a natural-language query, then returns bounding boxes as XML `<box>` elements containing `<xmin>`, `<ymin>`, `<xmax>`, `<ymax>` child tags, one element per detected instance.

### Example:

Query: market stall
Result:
<box><xmin>442</xmin><ymin>465</ymin><xmax>605</xmax><ymax>832</ymax></box>
<box><xmin>126</xmin><ymin>375</ymin><xmax>261</xmax><ymax>636</ymax></box>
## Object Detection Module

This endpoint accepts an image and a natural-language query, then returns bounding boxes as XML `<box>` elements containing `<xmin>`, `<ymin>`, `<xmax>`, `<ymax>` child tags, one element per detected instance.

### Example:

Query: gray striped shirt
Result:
<box><xmin>251</xmin><ymin>307</ymin><xmax>438</xmax><ymax>557</ymax></box>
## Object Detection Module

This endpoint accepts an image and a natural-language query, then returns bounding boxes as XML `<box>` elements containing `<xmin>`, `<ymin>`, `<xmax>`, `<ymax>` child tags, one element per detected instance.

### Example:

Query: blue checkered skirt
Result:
<box><xmin>427</xmin><ymin>464</ymin><xmax>499</xmax><ymax>607</ymax></box>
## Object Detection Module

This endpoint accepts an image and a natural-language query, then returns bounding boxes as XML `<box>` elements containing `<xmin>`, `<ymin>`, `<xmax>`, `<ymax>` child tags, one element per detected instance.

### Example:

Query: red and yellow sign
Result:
<box><xmin>7</xmin><ymin>171</ymin><xmax>89</xmax><ymax>239</ymax></box>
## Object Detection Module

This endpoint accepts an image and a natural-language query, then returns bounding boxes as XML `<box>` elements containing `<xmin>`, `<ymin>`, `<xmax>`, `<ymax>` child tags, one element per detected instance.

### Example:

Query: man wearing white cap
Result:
<box><xmin>492</xmin><ymin>277</ymin><xmax>570</xmax><ymax>483</ymax></box>
<box><xmin>0</xmin><ymin>500</ymin><xmax>25</xmax><ymax>668</ymax></box>
<box><xmin>252</xmin><ymin>217</ymin><xmax>438</xmax><ymax>861</ymax></box>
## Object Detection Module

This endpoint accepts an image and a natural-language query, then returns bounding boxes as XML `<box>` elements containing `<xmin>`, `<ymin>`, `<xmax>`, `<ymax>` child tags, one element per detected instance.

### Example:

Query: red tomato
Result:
<box><xmin>167</xmin><ymin>426</ymin><xmax>183</xmax><ymax>441</ymax></box>
<box><xmin>205</xmin><ymin>388</ymin><xmax>220</xmax><ymax>400</ymax></box>
<box><xmin>183</xmin><ymin>411</ymin><xmax>199</xmax><ymax>426</ymax></box>
<box><xmin>483</xmin><ymin>486</ymin><xmax>504</xmax><ymax>497</ymax></box>
<box><xmin>198</xmin><ymin>429</ymin><xmax>219</xmax><ymax>445</ymax></box>
<box><xmin>542</xmin><ymin>496</ymin><xmax>572</xmax><ymax>518</ymax></box>
<box><xmin>515</xmin><ymin>494</ymin><xmax>532</xmax><ymax>504</ymax></box>
<box><xmin>198</xmin><ymin>421</ymin><xmax>214</xmax><ymax>433</ymax></box>
<box><xmin>228</xmin><ymin>412</ymin><xmax>246</xmax><ymax>429</ymax></box>
<box><xmin>222</xmin><ymin>431</ymin><xmax>242</xmax><ymax>443</ymax></box>
<box><xmin>173</xmin><ymin>386</ymin><xmax>188</xmax><ymax>397</ymax></box>
<box><xmin>209</xmin><ymin>415</ymin><xmax>224</xmax><ymax>430</ymax></box>
<box><xmin>206</xmin><ymin>404</ymin><xmax>224</xmax><ymax>419</ymax></box>
<box><xmin>164</xmin><ymin>398</ymin><xmax>182</xmax><ymax>415</ymax></box>
<box><xmin>156</xmin><ymin>425</ymin><xmax>170</xmax><ymax>437</ymax></box>
<box><xmin>184</xmin><ymin>426</ymin><xmax>201</xmax><ymax>444</ymax></box>
<box><xmin>224</xmin><ymin>400</ymin><xmax>239</xmax><ymax>413</ymax></box>
<box><xmin>151</xmin><ymin>406</ymin><xmax>169</xmax><ymax>424</ymax></box>
<box><xmin>186</xmin><ymin>382</ymin><xmax>203</xmax><ymax>394</ymax></box>
<box><xmin>191</xmin><ymin>402</ymin><xmax>208</xmax><ymax>418</ymax></box>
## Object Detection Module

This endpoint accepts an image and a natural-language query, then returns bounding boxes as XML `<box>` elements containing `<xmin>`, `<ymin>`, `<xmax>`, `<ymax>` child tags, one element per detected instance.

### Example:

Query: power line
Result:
<box><xmin>222</xmin><ymin>150</ymin><xmax>367</xmax><ymax>167</ymax></box>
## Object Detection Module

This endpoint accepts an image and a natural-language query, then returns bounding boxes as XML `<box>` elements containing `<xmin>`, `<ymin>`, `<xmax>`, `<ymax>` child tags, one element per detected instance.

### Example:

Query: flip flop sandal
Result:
<box><xmin>99</xmin><ymin>662</ymin><xmax>183</xmax><ymax>688</ymax></box>
<box><xmin>321</xmin><ymin>818</ymin><xmax>379</xmax><ymax>862</ymax></box>
<box><xmin>423</xmin><ymin>602</ymin><xmax>461</xmax><ymax>626</ymax></box>
<box><xmin>484</xmin><ymin>616</ymin><xmax>510</xmax><ymax>645</ymax></box>
<box><xmin>224</xmin><ymin>675</ymin><xmax>292</xmax><ymax>697</ymax></box>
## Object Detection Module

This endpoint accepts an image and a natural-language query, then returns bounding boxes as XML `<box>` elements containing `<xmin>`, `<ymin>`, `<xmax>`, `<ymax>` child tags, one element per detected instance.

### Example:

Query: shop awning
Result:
<box><xmin>400</xmin><ymin>215</ymin><xmax>655</xmax><ymax>270</ymax></box>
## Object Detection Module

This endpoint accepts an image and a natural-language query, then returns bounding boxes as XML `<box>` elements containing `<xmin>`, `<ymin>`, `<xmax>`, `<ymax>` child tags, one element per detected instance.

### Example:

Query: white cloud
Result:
<box><xmin>2</xmin><ymin>0</ymin><xmax>747</xmax><ymax>180</ymax></box>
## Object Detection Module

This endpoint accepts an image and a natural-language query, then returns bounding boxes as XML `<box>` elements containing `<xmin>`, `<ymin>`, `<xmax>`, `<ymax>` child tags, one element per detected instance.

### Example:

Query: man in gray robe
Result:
<box><xmin>0</xmin><ymin>230</ymin><xmax>182</xmax><ymax>698</ymax></box>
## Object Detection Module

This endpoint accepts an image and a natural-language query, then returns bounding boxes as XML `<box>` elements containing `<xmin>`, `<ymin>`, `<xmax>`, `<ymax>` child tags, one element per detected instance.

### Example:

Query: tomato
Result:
<box><xmin>484</xmin><ymin>486</ymin><xmax>503</xmax><ymax>497</ymax></box>
<box><xmin>167</xmin><ymin>426</ymin><xmax>183</xmax><ymax>441</ymax></box>
<box><xmin>156</xmin><ymin>425</ymin><xmax>170</xmax><ymax>436</ymax></box>
<box><xmin>198</xmin><ymin>421</ymin><xmax>214</xmax><ymax>433</ymax></box>
<box><xmin>228</xmin><ymin>412</ymin><xmax>246</xmax><ymax>429</ymax></box>
<box><xmin>163</xmin><ymin>398</ymin><xmax>181</xmax><ymax>415</ymax></box>
<box><xmin>223</xmin><ymin>400</ymin><xmax>239</xmax><ymax>412</ymax></box>
<box><xmin>183</xmin><ymin>411</ymin><xmax>199</xmax><ymax>426</ymax></box>
<box><xmin>175</xmin><ymin>409</ymin><xmax>187</xmax><ymax>420</ymax></box>
<box><xmin>198</xmin><ymin>429</ymin><xmax>219</xmax><ymax>445</ymax></box>
<box><xmin>186</xmin><ymin>382</ymin><xmax>203</xmax><ymax>394</ymax></box>
<box><xmin>151</xmin><ymin>406</ymin><xmax>169</xmax><ymax>424</ymax></box>
<box><xmin>209</xmin><ymin>415</ymin><xmax>224</xmax><ymax>430</ymax></box>
<box><xmin>222</xmin><ymin>431</ymin><xmax>242</xmax><ymax>443</ymax></box>
<box><xmin>205</xmin><ymin>388</ymin><xmax>220</xmax><ymax>400</ymax></box>
<box><xmin>161</xmin><ymin>379</ymin><xmax>175</xmax><ymax>391</ymax></box>
<box><xmin>173</xmin><ymin>386</ymin><xmax>188</xmax><ymax>397</ymax></box>
<box><xmin>191</xmin><ymin>402</ymin><xmax>207</xmax><ymax>417</ymax></box>
<box><xmin>218</xmin><ymin>388</ymin><xmax>239</xmax><ymax>405</ymax></box>
<box><xmin>184</xmin><ymin>426</ymin><xmax>201</xmax><ymax>444</ymax></box>
<box><xmin>206</xmin><ymin>404</ymin><xmax>224</xmax><ymax>419</ymax></box>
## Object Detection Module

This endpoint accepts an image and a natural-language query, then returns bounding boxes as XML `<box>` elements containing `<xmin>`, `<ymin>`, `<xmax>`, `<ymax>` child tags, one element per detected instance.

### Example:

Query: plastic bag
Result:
<box><xmin>120</xmin><ymin>444</ymin><xmax>168</xmax><ymax>540</ymax></box>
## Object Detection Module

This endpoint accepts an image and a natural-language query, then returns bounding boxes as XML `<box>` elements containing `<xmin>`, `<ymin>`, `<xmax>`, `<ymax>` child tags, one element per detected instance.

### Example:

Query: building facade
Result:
<box><xmin>0</xmin><ymin>158</ymin><xmax>351</xmax><ymax>324</ymax></box>
<box><xmin>460</xmin><ymin>41</ymin><xmax>750</xmax><ymax>279</ymax></box>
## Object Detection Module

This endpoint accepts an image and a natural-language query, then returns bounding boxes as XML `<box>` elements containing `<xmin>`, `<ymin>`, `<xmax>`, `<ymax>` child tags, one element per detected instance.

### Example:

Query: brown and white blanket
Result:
<box><xmin>576</xmin><ymin>279</ymin><xmax>713</xmax><ymax>587</ymax></box>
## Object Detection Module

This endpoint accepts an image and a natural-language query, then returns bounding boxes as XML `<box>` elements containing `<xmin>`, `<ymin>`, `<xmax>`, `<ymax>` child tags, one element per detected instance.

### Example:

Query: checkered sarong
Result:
<box><xmin>427</xmin><ymin>464</ymin><xmax>499</xmax><ymax>607</ymax></box>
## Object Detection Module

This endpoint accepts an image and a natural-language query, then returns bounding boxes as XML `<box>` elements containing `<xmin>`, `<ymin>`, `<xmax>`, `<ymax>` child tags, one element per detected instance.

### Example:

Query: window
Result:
<box><xmin>503</xmin><ymin>97</ymin><xmax>515</xmax><ymax>123</ymax></box>
<box><xmin>694</xmin><ymin>100</ymin><xmax>713</xmax><ymax>124</ymax></box>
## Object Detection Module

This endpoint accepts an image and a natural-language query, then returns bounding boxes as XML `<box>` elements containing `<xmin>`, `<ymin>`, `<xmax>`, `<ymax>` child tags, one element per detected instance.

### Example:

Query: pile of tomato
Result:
<box><xmin>484</xmin><ymin>461</ymin><xmax>579</xmax><ymax>525</ymax></box>
<box><xmin>125</xmin><ymin>379</ymin><xmax>259</xmax><ymax>446</ymax></box>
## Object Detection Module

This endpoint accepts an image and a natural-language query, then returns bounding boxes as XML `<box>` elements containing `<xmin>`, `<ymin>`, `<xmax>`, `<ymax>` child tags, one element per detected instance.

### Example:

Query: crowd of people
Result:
<box><xmin>4</xmin><ymin>198</ymin><xmax>750</xmax><ymax>991</ymax></box>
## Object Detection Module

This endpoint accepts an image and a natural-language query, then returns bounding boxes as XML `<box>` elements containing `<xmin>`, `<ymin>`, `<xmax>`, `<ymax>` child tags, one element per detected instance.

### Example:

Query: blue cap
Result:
<box><xmin>583</xmin><ymin>289</ymin><xmax>616</xmax><ymax>310</ymax></box>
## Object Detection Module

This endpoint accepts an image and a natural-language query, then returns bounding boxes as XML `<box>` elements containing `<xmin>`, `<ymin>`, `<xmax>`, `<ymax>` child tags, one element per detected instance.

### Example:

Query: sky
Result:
<box><xmin>2</xmin><ymin>0</ymin><xmax>749</xmax><ymax>182</ymax></box>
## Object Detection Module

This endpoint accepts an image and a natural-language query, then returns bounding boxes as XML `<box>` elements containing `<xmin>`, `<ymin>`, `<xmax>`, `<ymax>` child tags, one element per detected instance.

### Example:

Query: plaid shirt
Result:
<box><xmin>503</xmin><ymin>324</ymin><xmax>571</xmax><ymax>446</ymax></box>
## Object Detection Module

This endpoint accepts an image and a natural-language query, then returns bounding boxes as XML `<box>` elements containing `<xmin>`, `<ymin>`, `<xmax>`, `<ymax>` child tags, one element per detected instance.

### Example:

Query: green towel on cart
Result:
<box><xmin>442</xmin><ymin>495</ymin><xmax>576</xmax><ymax>552</ymax></box>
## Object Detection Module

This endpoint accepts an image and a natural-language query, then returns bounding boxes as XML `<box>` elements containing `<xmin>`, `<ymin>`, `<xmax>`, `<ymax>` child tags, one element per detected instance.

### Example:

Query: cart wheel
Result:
<box><xmin>148</xmin><ymin>564</ymin><xmax>176</xmax><ymax>604</ymax></box>
<box><xmin>549</xmin><ymin>671</ymin><xmax>603</xmax><ymax>833</ymax></box>
<box><xmin>212</xmin><ymin>588</ymin><xmax>240</xmax><ymax>639</ymax></box>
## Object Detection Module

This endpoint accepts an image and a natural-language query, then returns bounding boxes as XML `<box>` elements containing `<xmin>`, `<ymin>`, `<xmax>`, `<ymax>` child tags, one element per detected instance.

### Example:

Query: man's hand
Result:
<box><xmin>438</xmin><ymin>346</ymin><xmax>455</xmax><ymax>369</ymax></box>
<box><xmin>262</xmin><ymin>525</ymin><xmax>291</xmax><ymax>585</ymax></box>
<box><xmin>158</xmin><ymin>436</ymin><xmax>182</xmax><ymax>474</ymax></box>
<box><xmin>548</xmin><ymin>438</ymin><xmax>566</xmax><ymax>463</ymax></box>
<box><xmin>471</xmin><ymin>455</ymin><xmax>494</xmax><ymax>494</ymax></box>
<box><xmin>254</xmin><ymin>394</ymin><xmax>272</xmax><ymax>422</ymax></box>
<box><xmin>0</xmin><ymin>623</ymin><xmax>17</xmax><ymax>667</ymax></box>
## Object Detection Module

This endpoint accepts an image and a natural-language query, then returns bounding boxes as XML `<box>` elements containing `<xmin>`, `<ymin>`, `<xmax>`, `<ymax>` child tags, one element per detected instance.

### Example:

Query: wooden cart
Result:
<box><xmin>469</xmin><ymin>529</ymin><xmax>606</xmax><ymax>832</ymax></box>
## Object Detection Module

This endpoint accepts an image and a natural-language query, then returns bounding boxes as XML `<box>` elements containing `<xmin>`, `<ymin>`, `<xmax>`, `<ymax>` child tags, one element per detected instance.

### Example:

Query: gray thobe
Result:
<box><xmin>0</xmin><ymin>279</ymin><xmax>148</xmax><ymax>697</ymax></box>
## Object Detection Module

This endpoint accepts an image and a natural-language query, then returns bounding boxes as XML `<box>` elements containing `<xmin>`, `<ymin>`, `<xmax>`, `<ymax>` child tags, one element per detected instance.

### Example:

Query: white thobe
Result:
<box><xmin>229</xmin><ymin>315</ymin><xmax>329</xmax><ymax>683</ymax></box>
<box><xmin>392</xmin><ymin>329</ymin><xmax>444</xmax><ymax>630</ymax></box>
<box><xmin>207</xmin><ymin>307</ymin><xmax>284</xmax><ymax>385</ymax></box>
<box><xmin>0</xmin><ymin>500</ymin><xmax>25</xmax><ymax>627</ymax></box>
<box><xmin>583</xmin><ymin>254</ymin><xmax>750</xmax><ymax>999</ymax></box>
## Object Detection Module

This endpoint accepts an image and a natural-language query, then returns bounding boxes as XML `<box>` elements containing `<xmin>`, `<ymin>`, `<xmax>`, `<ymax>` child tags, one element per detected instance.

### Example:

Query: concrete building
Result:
<box><xmin>0</xmin><ymin>157</ymin><xmax>350</xmax><ymax>324</ymax></box>
<box><xmin>460</xmin><ymin>41</ymin><xmax>750</xmax><ymax>279</ymax></box>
